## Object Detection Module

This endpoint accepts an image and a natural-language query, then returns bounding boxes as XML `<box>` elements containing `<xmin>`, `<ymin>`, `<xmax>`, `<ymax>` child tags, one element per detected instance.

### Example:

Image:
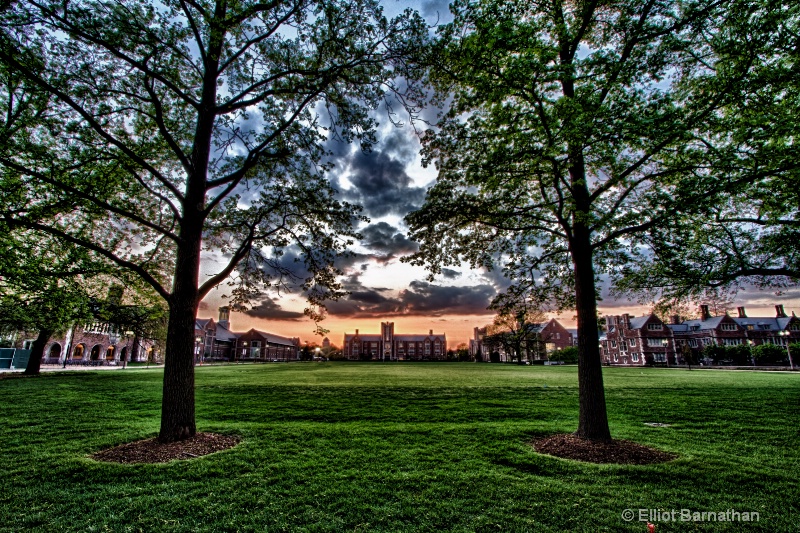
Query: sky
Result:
<box><xmin>199</xmin><ymin>0</ymin><xmax>800</xmax><ymax>348</ymax></box>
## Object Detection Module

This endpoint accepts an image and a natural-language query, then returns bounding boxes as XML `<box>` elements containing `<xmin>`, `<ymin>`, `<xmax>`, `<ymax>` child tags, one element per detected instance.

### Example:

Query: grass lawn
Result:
<box><xmin>1</xmin><ymin>363</ymin><xmax>798</xmax><ymax>532</ymax></box>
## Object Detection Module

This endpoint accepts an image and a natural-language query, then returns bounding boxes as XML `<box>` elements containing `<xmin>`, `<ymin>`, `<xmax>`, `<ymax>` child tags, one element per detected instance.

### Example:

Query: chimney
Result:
<box><xmin>355</xmin><ymin>329</ymin><xmax>359</xmax><ymax>335</ymax></box>
<box><xmin>218</xmin><ymin>306</ymin><xmax>230</xmax><ymax>329</ymax></box>
<box><xmin>671</xmin><ymin>315</ymin><xmax>681</xmax><ymax>325</ymax></box>
<box><xmin>700</xmin><ymin>304</ymin><xmax>711</xmax><ymax>321</ymax></box>
<box><xmin>429</xmin><ymin>329</ymin><xmax>433</xmax><ymax>336</ymax></box>
<box><xmin>776</xmin><ymin>304</ymin><xmax>787</xmax><ymax>318</ymax></box>
<box><xmin>737</xmin><ymin>306</ymin><xmax>747</xmax><ymax>318</ymax></box>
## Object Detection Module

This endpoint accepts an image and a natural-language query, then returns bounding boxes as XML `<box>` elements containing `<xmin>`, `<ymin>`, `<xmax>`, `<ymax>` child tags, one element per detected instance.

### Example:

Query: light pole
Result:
<box><xmin>778</xmin><ymin>331</ymin><xmax>795</xmax><ymax>370</ymax></box>
<box><xmin>194</xmin><ymin>335</ymin><xmax>203</xmax><ymax>366</ymax></box>
<box><xmin>662</xmin><ymin>338</ymin><xmax>670</xmax><ymax>367</ymax></box>
<box><xmin>747</xmin><ymin>340</ymin><xmax>755</xmax><ymax>366</ymax></box>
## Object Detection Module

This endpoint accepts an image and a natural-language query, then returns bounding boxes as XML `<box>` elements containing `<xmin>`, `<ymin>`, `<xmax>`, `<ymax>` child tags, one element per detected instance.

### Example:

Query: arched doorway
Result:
<box><xmin>106</xmin><ymin>346</ymin><xmax>116</xmax><ymax>360</ymax></box>
<box><xmin>48</xmin><ymin>343</ymin><xmax>62</xmax><ymax>359</ymax></box>
<box><xmin>72</xmin><ymin>344</ymin><xmax>85</xmax><ymax>359</ymax></box>
<box><xmin>90</xmin><ymin>344</ymin><xmax>102</xmax><ymax>361</ymax></box>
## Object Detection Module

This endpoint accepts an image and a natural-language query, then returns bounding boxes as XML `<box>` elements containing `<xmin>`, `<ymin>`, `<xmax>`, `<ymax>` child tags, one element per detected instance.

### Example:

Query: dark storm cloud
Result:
<box><xmin>323</xmin><ymin>278</ymin><xmax>496</xmax><ymax>318</ymax></box>
<box><xmin>244</xmin><ymin>297</ymin><xmax>306</xmax><ymax>321</ymax></box>
<box><xmin>360</xmin><ymin>221</ymin><xmax>419</xmax><ymax>257</ymax></box>
<box><xmin>338</xmin><ymin>150</ymin><xmax>427</xmax><ymax>218</ymax></box>
<box><xmin>440</xmin><ymin>268</ymin><xmax>461</xmax><ymax>279</ymax></box>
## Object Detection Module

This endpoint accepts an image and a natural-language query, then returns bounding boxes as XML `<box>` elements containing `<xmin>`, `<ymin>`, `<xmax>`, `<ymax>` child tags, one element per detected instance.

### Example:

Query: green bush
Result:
<box><xmin>752</xmin><ymin>343</ymin><xmax>787</xmax><ymax>365</ymax></box>
<box><xmin>549</xmin><ymin>346</ymin><xmax>578</xmax><ymax>364</ymax></box>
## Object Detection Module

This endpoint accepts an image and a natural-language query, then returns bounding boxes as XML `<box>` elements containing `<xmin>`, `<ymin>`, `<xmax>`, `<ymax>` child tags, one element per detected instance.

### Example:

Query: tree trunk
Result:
<box><xmin>158</xmin><ymin>226</ymin><xmax>202</xmax><ymax>442</ymax></box>
<box><xmin>23</xmin><ymin>328</ymin><xmax>53</xmax><ymax>376</ymax></box>
<box><xmin>571</xmin><ymin>227</ymin><xmax>612</xmax><ymax>441</ymax></box>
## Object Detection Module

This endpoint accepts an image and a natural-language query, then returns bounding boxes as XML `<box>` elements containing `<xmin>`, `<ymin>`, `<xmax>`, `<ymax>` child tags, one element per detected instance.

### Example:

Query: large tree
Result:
<box><xmin>0</xmin><ymin>0</ymin><xmax>425</xmax><ymax>441</ymax></box>
<box><xmin>405</xmin><ymin>0</ymin><xmax>789</xmax><ymax>440</ymax></box>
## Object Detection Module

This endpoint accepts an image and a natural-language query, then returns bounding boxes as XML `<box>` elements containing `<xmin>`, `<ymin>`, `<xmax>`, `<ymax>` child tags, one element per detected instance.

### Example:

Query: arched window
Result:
<box><xmin>90</xmin><ymin>344</ymin><xmax>102</xmax><ymax>360</ymax></box>
<box><xmin>72</xmin><ymin>344</ymin><xmax>85</xmax><ymax>359</ymax></box>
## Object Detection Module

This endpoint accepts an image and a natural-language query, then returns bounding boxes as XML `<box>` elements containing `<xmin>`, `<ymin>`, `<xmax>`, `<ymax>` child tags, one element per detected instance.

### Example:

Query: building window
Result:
<box><xmin>554</xmin><ymin>333</ymin><xmax>560</xmax><ymax>339</ymax></box>
<box><xmin>646</xmin><ymin>338</ymin><xmax>665</xmax><ymax>347</ymax></box>
<box><xmin>789</xmin><ymin>324</ymin><xmax>800</xmax><ymax>331</ymax></box>
<box><xmin>629</xmin><ymin>339</ymin><xmax>636</xmax><ymax>347</ymax></box>
<box><xmin>653</xmin><ymin>353</ymin><xmax>667</xmax><ymax>362</ymax></box>
<box><xmin>688</xmin><ymin>339</ymin><xmax>698</xmax><ymax>348</ymax></box>
<box><xmin>759</xmin><ymin>324</ymin><xmax>771</xmax><ymax>330</ymax></box>
<box><xmin>747</xmin><ymin>325</ymin><xmax>754</xmax><ymax>331</ymax></box>
<box><xmin>631</xmin><ymin>353</ymin><xmax>639</xmax><ymax>362</ymax></box>
<box><xmin>613</xmin><ymin>353</ymin><xmax>618</xmax><ymax>362</ymax></box>
<box><xmin>721</xmin><ymin>323</ymin><xmax>737</xmax><ymax>331</ymax></box>
<box><xmin>647</xmin><ymin>323</ymin><xmax>663</xmax><ymax>330</ymax></box>
<box><xmin>691</xmin><ymin>326</ymin><xmax>700</xmax><ymax>331</ymax></box>
<box><xmin>722</xmin><ymin>338</ymin><xmax>742</xmax><ymax>346</ymax></box>
<box><xmin>610</xmin><ymin>340</ymin><xmax>617</xmax><ymax>348</ymax></box>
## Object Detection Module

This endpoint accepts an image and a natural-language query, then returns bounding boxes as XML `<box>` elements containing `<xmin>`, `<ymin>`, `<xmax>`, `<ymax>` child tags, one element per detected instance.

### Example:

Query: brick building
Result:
<box><xmin>601</xmin><ymin>313</ymin><xmax>676</xmax><ymax>366</ymax></box>
<box><xmin>601</xmin><ymin>304</ymin><xmax>800</xmax><ymax>366</ymax></box>
<box><xmin>470</xmin><ymin>319</ymin><xmax>573</xmax><ymax>362</ymax></box>
<box><xmin>343</xmin><ymin>322</ymin><xmax>447</xmax><ymax>361</ymax></box>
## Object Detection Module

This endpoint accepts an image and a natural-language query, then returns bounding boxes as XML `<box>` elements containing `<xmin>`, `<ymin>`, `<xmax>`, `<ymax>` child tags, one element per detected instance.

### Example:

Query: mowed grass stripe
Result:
<box><xmin>1</xmin><ymin>363</ymin><xmax>797</xmax><ymax>532</ymax></box>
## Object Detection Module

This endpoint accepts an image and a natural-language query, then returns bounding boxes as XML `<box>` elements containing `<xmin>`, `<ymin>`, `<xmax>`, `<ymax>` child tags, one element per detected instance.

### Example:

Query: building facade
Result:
<box><xmin>601</xmin><ymin>304</ymin><xmax>800</xmax><ymax>366</ymax></box>
<box><xmin>343</xmin><ymin>322</ymin><xmax>447</xmax><ymax>361</ymax></box>
<box><xmin>194</xmin><ymin>307</ymin><xmax>300</xmax><ymax>362</ymax></box>
<box><xmin>469</xmin><ymin>319</ymin><xmax>573</xmax><ymax>362</ymax></box>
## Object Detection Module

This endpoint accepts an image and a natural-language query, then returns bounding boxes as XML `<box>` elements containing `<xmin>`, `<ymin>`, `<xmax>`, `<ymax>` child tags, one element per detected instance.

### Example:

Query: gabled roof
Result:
<box><xmin>215</xmin><ymin>322</ymin><xmax>238</xmax><ymax>342</ymax></box>
<box><xmin>629</xmin><ymin>315</ymin><xmax>652</xmax><ymax>329</ymax></box>
<box><xmin>243</xmin><ymin>328</ymin><xmax>297</xmax><ymax>346</ymax></box>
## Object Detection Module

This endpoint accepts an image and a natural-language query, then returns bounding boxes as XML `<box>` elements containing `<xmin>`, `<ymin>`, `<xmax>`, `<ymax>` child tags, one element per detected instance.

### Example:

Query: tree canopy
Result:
<box><xmin>404</xmin><ymin>0</ymin><xmax>795</xmax><ymax>440</ymax></box>
<box><xmin>0</xmin><ymin>0</ymin><xmax>427</xmax><ymax>441</ymax></box>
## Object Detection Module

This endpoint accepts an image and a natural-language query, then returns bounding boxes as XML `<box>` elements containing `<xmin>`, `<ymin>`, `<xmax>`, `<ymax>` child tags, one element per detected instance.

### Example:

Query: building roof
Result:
<box><xmin>215</xmin><ymin>322</ymin><xmax>238</xmax><ymax>342</ymax></box>
<box><xmin>244</xmin><ymin>328</ymin><xmax>298</xmax><ymax>346</ymax></box>
<box><xmin>394</xmin><ymin>334</ymin><xmax>445</xmax><ymax>342</ymax></box>
<box><xmin>733</xmin><ymin>316</ymin><xmax>794</xmax><ymax>330</ymax></box>
<box><xmin>679</xmin><ymin>316</ymin><xmax>727</xmax><ymax>330</ymax></box>
<box><xmin>344</xmin><ymin>334</ymin><xmax>382</xmax><ymax>342</ymax></box>
<box><xmin>629</xmin><ymin>315</ymin><xmax>652</xmax><ymax>329</ymax></box>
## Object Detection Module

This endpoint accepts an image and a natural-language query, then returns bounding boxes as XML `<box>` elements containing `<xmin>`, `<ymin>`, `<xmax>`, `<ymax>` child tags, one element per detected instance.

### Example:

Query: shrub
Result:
<box><xmin>549</xmin><ymin>346</ymin><xmax>578</xmax><ymax>364</ymax></box>
<box><xmin>752</xmin><ymin>343</ymin><xmax>787</xmax><ymax>365</ymax></box>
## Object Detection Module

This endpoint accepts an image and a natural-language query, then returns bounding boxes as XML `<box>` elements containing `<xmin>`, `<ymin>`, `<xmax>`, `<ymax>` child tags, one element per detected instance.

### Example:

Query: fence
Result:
<box><xmin>0</xmin><ymin>349</ymin><xmax>32</xmax><ymax>370</ymax></box>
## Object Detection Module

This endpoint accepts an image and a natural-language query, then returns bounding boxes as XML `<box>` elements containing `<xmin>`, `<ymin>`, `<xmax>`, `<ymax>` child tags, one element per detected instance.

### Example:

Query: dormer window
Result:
<box><xmin>721</xmin><ymin>323</ymin><xmax>737</xmax><ymax>331</ymax></box>
<box><xmin>647</xmin><ymin>323</ymin><xmax>662</xmax><ymax>330</ymax></box>
<box><xmin>790</xmin><ymin>324</ymin><xmax>800</xmax><ymax>331</ymax></box>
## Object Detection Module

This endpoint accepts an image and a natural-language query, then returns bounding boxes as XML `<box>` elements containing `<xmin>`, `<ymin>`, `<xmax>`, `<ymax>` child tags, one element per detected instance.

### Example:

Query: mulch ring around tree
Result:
<box><xmin>532</xmin><ymin>433</ymin><xmax>677</xmax><ymax>465</ymax></box>
<box><xmin>91</xmin><ymin>433</ymin><xmax>241</xmax><ymax>464</ymax></box>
